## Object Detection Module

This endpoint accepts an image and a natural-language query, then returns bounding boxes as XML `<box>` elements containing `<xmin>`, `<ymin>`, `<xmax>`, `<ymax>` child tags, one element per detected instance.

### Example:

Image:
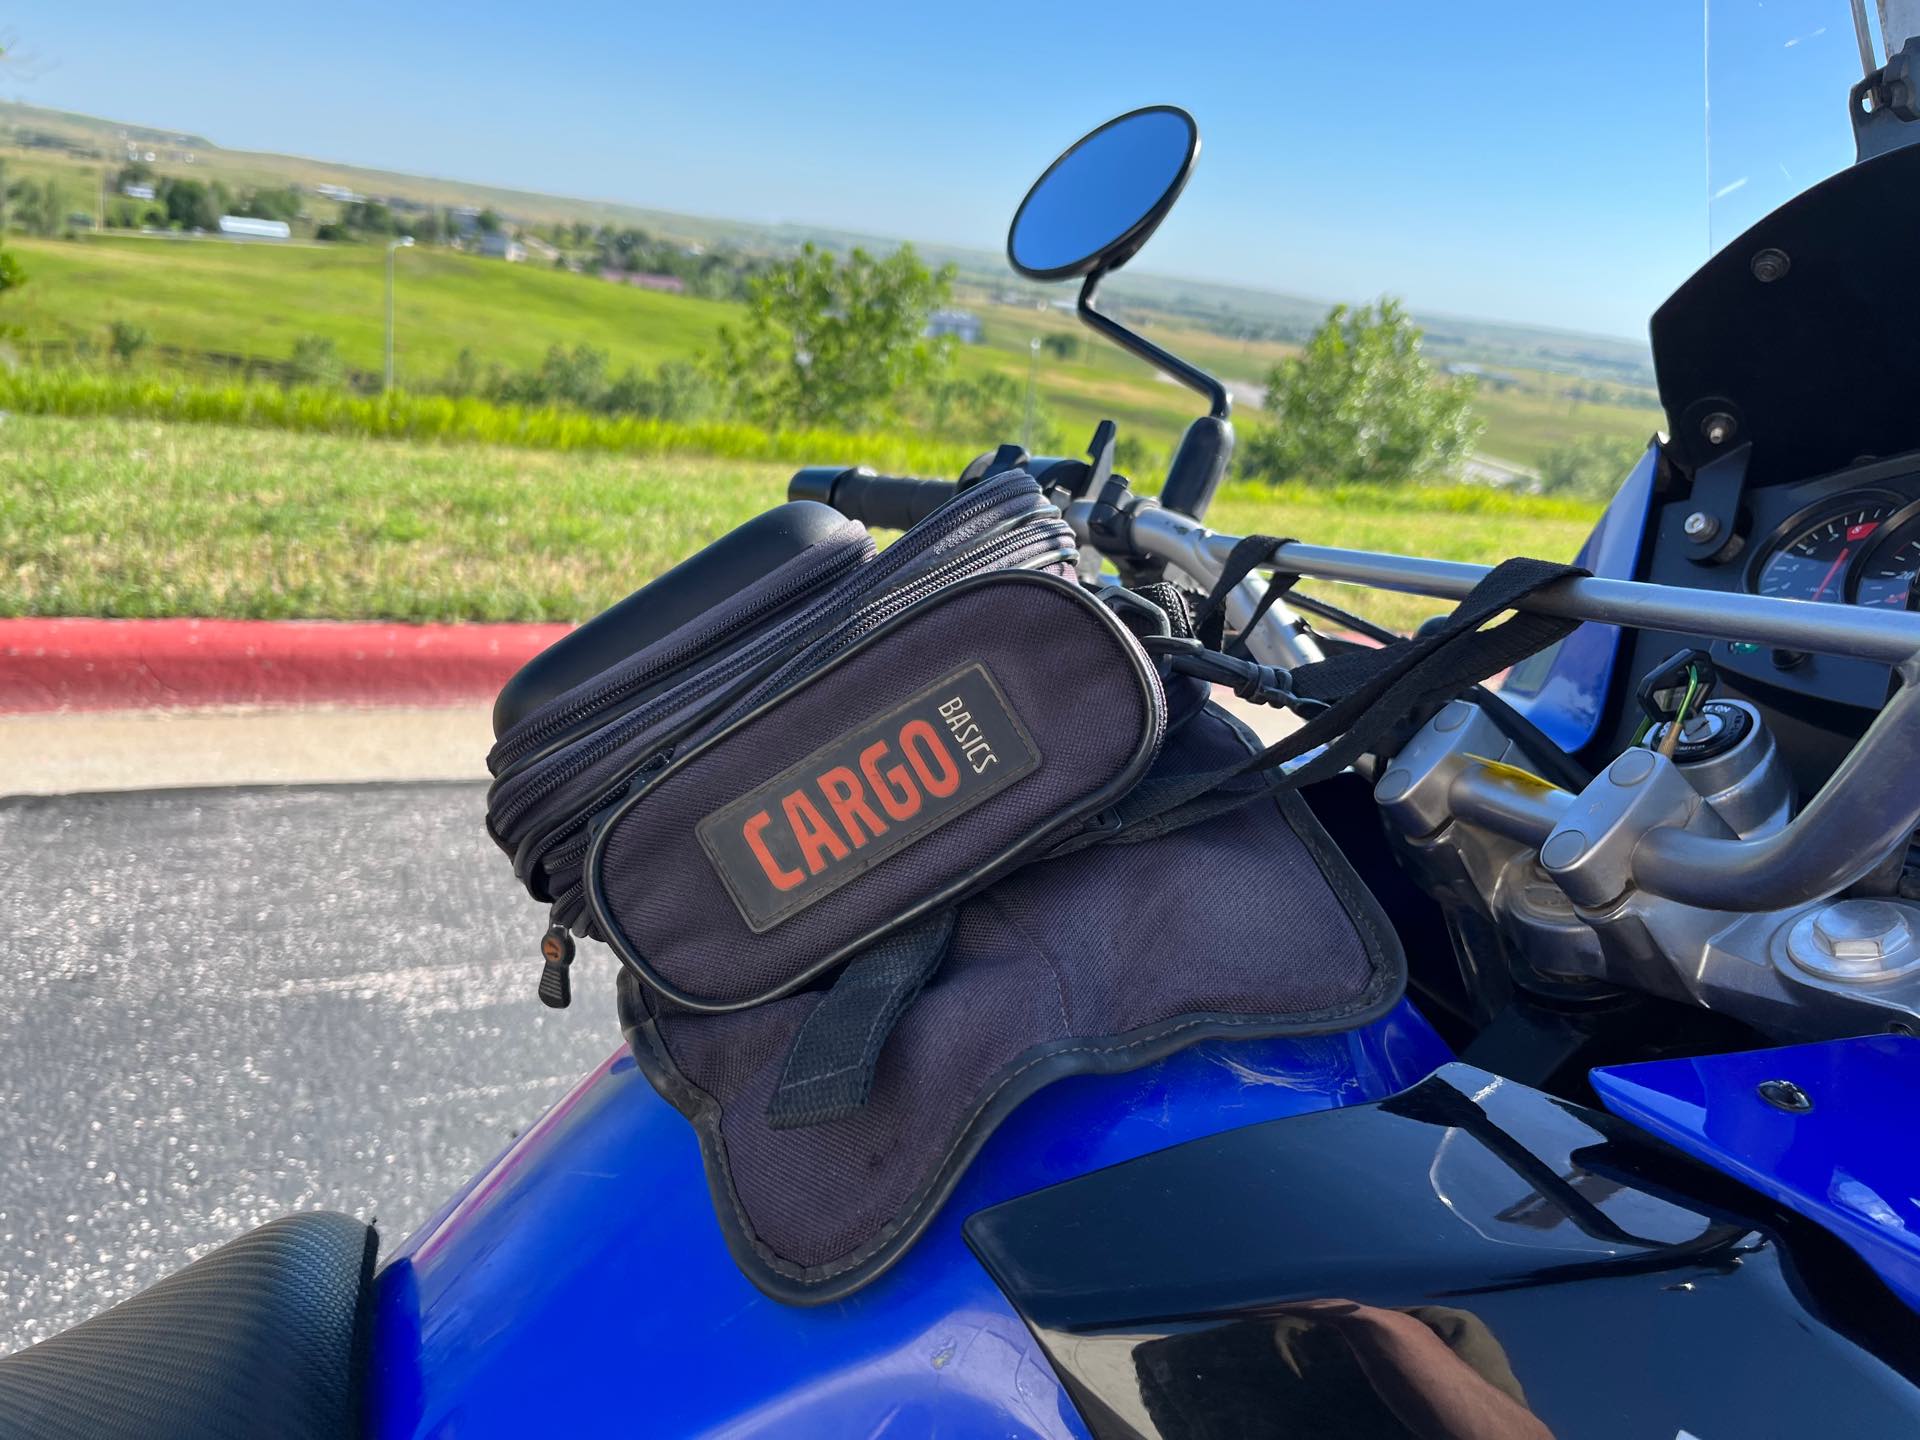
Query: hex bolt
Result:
<box><xmin>1757</xmin><ymin>1079</ymin><xmax>1812</xmax><ymax>1113</ymax></box>
<box><xmin>1683</xmin><ymin>511</ymin><xmax>1720</xmax><ymax>542</ymax></box>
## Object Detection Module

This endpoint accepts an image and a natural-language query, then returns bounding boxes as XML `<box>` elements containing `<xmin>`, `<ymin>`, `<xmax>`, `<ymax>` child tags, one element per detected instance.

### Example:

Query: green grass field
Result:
<box><xmin>0</xmin><ymin>234</ymin><xmax>1654</xmax><ymax>470</ymax></box>
<box><xmin>2</xmin><ymin>234</ymin><xmax>736</xmax><ymax>377</ymax></box>
<box><xmin>1</xmin><ymin>415</ymin><xmax>1602</xmax><ymax>627</ymax></box>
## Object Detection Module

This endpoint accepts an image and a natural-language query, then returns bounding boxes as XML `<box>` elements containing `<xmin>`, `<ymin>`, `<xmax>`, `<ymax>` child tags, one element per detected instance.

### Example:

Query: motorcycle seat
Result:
<box><xmin>0</xmin><ymin>1211</ymin><xmax>376</xmax><ymax>1440</ymax></box>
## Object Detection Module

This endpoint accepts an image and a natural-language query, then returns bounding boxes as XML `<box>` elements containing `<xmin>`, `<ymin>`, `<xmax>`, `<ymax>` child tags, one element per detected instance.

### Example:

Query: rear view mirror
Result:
<box><xmin>1007</xmin><ymin>106</ymin><xmax>1198</xmax><ymax>282</ymax></box>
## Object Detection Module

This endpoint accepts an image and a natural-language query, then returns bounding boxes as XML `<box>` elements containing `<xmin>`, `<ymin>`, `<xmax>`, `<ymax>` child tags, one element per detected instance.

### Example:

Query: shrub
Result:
<box><xmin>107</xmin><ymin>319</ymin><xmax>150</xmax><ymax>363</ymax></box>
<box><xmin>287</xmin><ymin>335</ymin><xmax>345</xmax><ymax>389</ymax></box>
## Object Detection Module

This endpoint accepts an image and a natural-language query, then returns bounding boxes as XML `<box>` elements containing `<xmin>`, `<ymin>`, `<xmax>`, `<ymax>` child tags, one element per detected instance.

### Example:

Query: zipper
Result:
<box><xmin>707</xmin><ymin>524</ymin><xmax>1074</xmax><ymax>734</ymax></box>
<box><xmin>514</xmin><ymin>519</ymin><xmax>1071</xmax><ymax>871</ymax></box>
<box><xmin>491</xmin><ymin>476</ymin><xmax>1054</xmax><ymax>837</ymax></box>
<box><xmin>490</xmin><ymin>533</ymin><xmax>868</xmax><ymax>777</ymax></box>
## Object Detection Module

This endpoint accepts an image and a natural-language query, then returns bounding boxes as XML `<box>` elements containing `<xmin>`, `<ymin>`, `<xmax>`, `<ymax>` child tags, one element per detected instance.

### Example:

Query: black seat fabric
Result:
<box><xmin>0</xmin><ymin>1212</ymin><xmax>376</xmax><ymax>1440</ymax></box>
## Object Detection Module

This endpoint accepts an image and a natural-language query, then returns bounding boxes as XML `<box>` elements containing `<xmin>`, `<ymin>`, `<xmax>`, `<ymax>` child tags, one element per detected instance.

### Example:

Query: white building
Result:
<box><xmin>217</xmin><ymin>216</ymin><xmax>292</xmax><ymax>241</ymax></box>
<box><xmin>476</xmin><ymin>231</ymin><xmax>526</xmax><ymax>262</ymax></box>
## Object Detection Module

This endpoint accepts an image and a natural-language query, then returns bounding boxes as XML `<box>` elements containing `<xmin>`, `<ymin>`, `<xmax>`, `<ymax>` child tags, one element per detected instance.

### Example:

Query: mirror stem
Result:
<box><xmin>1077</xmin><ymin>273</ymin><xmax>1231</xmax><ymax>420</ymax></box>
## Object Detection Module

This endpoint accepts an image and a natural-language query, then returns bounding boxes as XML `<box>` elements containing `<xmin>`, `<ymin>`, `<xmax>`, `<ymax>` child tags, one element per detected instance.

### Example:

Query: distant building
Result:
<box><xmin>476</xmin><ymin>231</ymin><xmax>526</xmax><ymax>262</ymax></box>
<box><xmin>218</xmin><ymin>215</ymin><xmax>292</xmax><ymax>240</ymax></box>
<box><xmin>315</xmin><ymin>184</ymin><xmax>362</xmax><ymax>204</ymax></box>
<box><xmin>601</xmin><ymin>270</ymin><xmax>686</xmax><ymax>294</ymax></box>
<box><xmin>925</xmin><ymin>308</ymin><xmax>983</xmax><ymax>343</ymax></box>
<box><xmin>121</xmin><ymin>182</ymin><xmax>156</xmax><ymax>202</ymax></box>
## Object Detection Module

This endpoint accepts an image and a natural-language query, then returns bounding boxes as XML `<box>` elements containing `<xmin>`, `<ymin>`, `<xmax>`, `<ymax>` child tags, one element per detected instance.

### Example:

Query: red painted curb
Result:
<box><xmin>0</xmin><ymin>619</ymin><xmax>572</xmax><ymax>713</ymax></box>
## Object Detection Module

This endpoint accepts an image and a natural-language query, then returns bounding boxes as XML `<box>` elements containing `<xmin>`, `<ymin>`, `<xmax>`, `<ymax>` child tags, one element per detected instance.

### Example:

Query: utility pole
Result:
<box><xmin>385</xmin><ymin>236</ymin><xmax>414</xmax><ymax>394</ymax></box>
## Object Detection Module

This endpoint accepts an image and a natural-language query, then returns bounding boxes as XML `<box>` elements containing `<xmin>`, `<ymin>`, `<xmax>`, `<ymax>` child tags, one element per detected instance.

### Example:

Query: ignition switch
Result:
<box><xmin>1635</xmin><ymin>648</ymin><xmax>1721</xmax><ymax>758</ymax></box>
<box><xmin>1655</xmin><ymin>699</ymin><xmax>1753</xmax><ymax>764</ymax></box>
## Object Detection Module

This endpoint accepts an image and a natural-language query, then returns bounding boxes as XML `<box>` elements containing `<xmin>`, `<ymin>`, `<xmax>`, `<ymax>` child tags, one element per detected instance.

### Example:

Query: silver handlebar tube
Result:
<box><xmin>1064</xmin><ymin>501</ymin><xmax>1326</xmax><ymax>668</ymax></box>
<box><xmin>1189</xmin><ymin>531</ymin><xmax>1920</xmax><ymax>665</ymax></box>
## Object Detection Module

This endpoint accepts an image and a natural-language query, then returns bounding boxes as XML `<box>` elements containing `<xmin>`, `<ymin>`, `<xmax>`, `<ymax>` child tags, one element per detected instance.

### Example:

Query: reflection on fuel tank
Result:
<box><xmin>1135</xmin><ymin>1298</ymin><xmax>1554</xmax><ymax>1440</ymax></box>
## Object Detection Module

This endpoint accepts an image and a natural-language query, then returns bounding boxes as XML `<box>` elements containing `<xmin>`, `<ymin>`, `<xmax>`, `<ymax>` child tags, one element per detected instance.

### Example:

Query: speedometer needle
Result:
<box><xmin>1812</xmin><ymin>546</ymin><xmax>1852</xmax><ymax>602</ymax></box>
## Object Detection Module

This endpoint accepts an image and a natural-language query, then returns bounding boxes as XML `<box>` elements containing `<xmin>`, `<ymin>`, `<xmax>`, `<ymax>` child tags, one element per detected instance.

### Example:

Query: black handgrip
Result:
<box><xmin>786</xmin><ymin>466</ymin><xmax>958</xmax><ymax>531</ymax></box>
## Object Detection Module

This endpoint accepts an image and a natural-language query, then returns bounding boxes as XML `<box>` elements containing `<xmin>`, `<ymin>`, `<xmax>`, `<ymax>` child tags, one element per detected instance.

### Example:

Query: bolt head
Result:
<box><xmin>1812</xmin><ymin>899</ymin><xmax>1909</xmax><ymax>961</ymax></box>
<box><xmin>1683</xmin><ymin>510</ymin><xmax>1720</xmax><ymax>541</ymax></box>
<box><xmin>1701</xmin><ymin>412</ymin><xmax>1738</xmax><ymax>446</ymax></box>
<box><xmin>1786</xmin><ymin>900</ymin><xmax>1920</xmax><ymax>983</ymax></box>
<box><xmin>1539</xmin><ymin>829</ymin><xmax>1589</xmax><ymax>871</ymax></box>
<box><xmin>1758</xmin><ymin>1078</ymin><xmax>1813</xmax><ymax>1113</ymax></box>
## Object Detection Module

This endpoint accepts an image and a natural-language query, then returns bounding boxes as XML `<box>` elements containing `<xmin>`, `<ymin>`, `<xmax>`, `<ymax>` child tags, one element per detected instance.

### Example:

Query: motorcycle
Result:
<box><xmin>9</xmin><ymin>5</ymin><xmax>1920</xmax><ymax>1436</ymax></box>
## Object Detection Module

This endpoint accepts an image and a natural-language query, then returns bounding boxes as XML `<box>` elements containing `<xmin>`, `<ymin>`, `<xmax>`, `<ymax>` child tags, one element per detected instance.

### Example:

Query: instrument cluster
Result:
<box><xmin>1751</xmin><ymin>492</ymin><xmax>1920</xmax><ymax>610</ymax></box>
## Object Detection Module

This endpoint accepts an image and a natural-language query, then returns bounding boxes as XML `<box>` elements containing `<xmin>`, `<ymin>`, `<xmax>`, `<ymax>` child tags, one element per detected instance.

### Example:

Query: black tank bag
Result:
<box><xmin>485</xmin><ymin>476</ymin><xmax>1581</xmax><ymax>1302</ymax></box>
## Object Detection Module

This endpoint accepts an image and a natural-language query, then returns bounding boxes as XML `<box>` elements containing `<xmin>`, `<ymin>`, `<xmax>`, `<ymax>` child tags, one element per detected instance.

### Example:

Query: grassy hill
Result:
<box><xmin>0</xmin><ymin>233</ymin><xmax>1658</xmax><ymax>468</ymax></box>
<box><xmin>0</xmin><ymin>96</ymin><xmax>1656</xmax><ymax>382</ymax></box>
<box><xmin>2</xmin><ymin>234</ymin><xmax>734</xmax><ymax>379</ymax></box>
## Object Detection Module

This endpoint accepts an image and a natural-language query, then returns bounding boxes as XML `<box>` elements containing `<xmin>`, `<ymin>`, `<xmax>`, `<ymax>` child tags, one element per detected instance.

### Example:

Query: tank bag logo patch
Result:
<box><xmin>697</xmin><ymin>662</ymin><xmax>1040</xmax><ymax>932</ymax></box>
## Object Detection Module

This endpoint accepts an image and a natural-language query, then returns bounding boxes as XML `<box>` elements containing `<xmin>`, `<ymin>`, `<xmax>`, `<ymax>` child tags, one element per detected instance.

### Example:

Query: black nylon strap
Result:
<box><xmin>1195</xmin><ymin>534</ymin><xmax>1295</xmax><ymax>652</ymax></box>
<box><xmin>1056</xmin><ymin>556</ymin><xmax>1587</xmax><ymax>852</ymax></box>
<box><xmin>765</xmin><ymin>909</ymin><xmax>957</xmax><ymax>1130</ymax></box>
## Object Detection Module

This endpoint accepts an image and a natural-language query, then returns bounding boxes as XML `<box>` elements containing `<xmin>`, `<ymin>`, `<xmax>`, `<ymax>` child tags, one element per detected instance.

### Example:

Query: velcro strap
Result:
<box><xmin>765</xmin><ymin>909</ymin><xmax>957</xmax><ymax>1129</ymax></box>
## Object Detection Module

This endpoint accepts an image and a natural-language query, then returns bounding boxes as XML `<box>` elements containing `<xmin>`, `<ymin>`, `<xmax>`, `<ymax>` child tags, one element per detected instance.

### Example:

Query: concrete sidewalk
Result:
<box><xmin>1</xmin><ymin>693</ymin><xmax>1297</xmax><ymax>798</ymax></box>
<box><xmin>1</xmin><ymin>705</ymin><xmax>496</xmax><ymax>796</ymax></box>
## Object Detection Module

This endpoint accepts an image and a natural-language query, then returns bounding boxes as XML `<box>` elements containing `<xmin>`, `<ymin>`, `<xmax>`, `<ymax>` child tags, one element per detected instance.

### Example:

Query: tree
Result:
<box><xmin>714</xmin><ymin>243</ymin><xmax>955</xmax><ymax>430</ymax></box>
<box><xmin>161</xmin><ymin>177</ymin><xmax>219</xmax><ymax>231</ymax></box>
<box><xmin>475</xmin><ymin>208</ymin><xmax>503</xmax><ymax>236</ymax></box>
<box><xmin>1536</xmin><ymin>434</ymin><xmax>1646</xmax><ymax>500</ymax></box>
<box><xmin>0</xmin><ymin>248</ymin><xmax>27</xmax><ymax>299</ymax></box>
<box><xmin>235</xmin><ymin>186</ymin><xmax>300</xmax><ymax>223</ymax></box>
<box><xmin>1241</xmin><ymin>299</ymin><xmax>1481</xmax><ymax>487</ymax></box>
<box><xmin>340</xmin><ymin>199</ymin><xmax>395</xmax><ymax>235</ymax></box>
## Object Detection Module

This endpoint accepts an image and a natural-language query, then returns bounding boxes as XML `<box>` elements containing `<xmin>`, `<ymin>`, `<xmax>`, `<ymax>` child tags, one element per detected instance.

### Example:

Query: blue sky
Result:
<box><xmin>4</xmin><ymin>1</ymin><xmax>1872</xmax><ymax>339</ymax></box>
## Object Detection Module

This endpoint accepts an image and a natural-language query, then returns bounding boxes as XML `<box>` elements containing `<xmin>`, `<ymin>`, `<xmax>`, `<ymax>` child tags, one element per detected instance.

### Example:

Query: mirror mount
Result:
<box><xmin>1075</xmin><ymin>271</ymin><xmax>1230</xmax><ymax>421</ymax></box>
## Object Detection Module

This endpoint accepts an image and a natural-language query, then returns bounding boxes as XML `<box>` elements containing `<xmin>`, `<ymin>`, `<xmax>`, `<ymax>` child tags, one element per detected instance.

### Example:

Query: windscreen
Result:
<box><xmin>1705</xmin><ymin>0</ymin><xmax>1878</xmax><ymax>253</ymax></box>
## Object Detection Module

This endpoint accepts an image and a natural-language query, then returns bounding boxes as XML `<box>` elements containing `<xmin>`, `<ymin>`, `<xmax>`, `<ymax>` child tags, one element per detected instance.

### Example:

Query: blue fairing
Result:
<box><xmin>1498</xmin><ymin>444</ymin><xmax>1657</xmax><ymax>752</ymax></box>
<box><xmin>368</xmin><ymin>1001</ymin><xmax>1449</xmax><ymax>1438</ymax></box>
<box><xmin>1593</xmin><ymin>1035</ymin><xmax>1920</xmax><ymax>1316</ymax></box>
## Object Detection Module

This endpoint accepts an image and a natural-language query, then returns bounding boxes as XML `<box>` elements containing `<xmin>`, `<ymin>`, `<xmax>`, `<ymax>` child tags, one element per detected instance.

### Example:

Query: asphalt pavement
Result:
<box><xmin>0</xmin><ymin>782</ymin><xmax>621</xmax><ymax>1353</ymax></box>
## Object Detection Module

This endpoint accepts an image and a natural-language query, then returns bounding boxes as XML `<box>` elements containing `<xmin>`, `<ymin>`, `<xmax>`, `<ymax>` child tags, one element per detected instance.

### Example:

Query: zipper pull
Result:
<box><xmin>538</xmin><ymin>923</ymin><xmax>576</xmax><ymax>1009</ymax></box>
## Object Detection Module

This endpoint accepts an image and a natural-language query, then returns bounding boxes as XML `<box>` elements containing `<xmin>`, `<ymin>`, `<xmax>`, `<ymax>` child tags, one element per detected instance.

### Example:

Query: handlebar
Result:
<box><xmin>788</xmin><ymin>466</ymin><xmax>958</xmax><ymax>531</ymax></box>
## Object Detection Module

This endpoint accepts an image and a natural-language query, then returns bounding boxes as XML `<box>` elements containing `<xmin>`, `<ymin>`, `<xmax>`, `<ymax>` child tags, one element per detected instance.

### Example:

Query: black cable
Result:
<box><xmin>1283</xmin><ymin>588</ymin><xmax>1403</xmax><ymax>647</ymax></box>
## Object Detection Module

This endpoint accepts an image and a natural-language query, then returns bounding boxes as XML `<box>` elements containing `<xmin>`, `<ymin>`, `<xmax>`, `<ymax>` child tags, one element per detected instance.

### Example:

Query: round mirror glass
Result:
<box><xmin>1008</xmin><ymin>106</ymin><xmax>1198</xmax><ymax>282</ymax></box>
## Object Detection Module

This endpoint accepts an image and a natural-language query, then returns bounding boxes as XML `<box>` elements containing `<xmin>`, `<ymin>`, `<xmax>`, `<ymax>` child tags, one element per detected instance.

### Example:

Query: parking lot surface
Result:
<box><xmin>0</xmin><ymin>782</ymin><xmax>620</xmax><ymax>1352</ymax></box>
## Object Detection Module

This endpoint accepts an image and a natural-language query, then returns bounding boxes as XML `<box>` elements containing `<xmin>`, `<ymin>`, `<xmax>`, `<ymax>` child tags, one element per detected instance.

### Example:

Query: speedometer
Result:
<box><xmin>1855</xmin><ymin>521</ymin><xmax>1920</xmax><ymax>609</ymax></box>
<box><xmin>1752</xmin><ymin>500</ymin><xmax>1898</xmax><ymax>603</ymax></box>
